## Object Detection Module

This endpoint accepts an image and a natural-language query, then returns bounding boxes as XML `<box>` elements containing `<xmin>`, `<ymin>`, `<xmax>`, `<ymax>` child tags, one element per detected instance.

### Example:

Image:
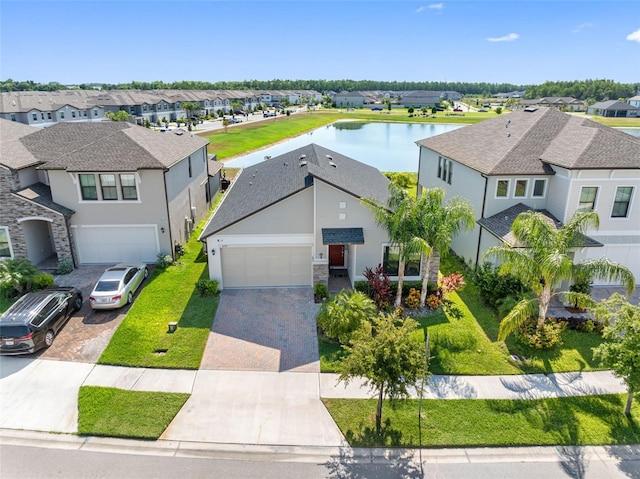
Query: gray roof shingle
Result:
<box><xmin>12</xmin><ymin>182</ymin><xmax>75</xmax><ymax>216</ymax></box>
<box><xmin>0</xmin><ymin>119</ymin><xmax>42</xmax><ymax>169</ymax></box>
<box><xmin>416</xmin><ymin>108</ymin><xmax>640</xmax><ymax>174</ymax></box>
<box><xmin>200</xmin><ymin>144</ymin><xmax>390</xmax><ymax>238</ymax></box>
<box><xmin>322</xmin><ymin>228</ymin><xmax>365</xmax><ymax>245</ymax></box>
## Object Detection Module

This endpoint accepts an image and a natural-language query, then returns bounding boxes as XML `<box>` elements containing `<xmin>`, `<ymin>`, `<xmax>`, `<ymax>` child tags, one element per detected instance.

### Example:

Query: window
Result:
<box><xmin>188</xmin><ymin>156</ymin><xmax>192</xmax><ymax>178</ymax></box>
<box><xmin>447</xmin><ymin>162</ymin><xmax>452</xmax><ymax>185</ymax></box>
<box><xmin>496</xmin><ymin>180</ymin><xmax>509</xmax><ymax>198</ymax></box>
<box><xmin>533</xmin><ymin>179</ymin><xmax>546</xmax><ymax>197</ymax></box>
<box><xmin>41</xmin><ymin>113</ymin><xmax>45</xmax><ymax>120</ymax></box>
<box><xmin>437</xmin><ymin>156</ymin><xmax>443</xmax><ymax>179</ymax></box>
<box><xmin>84</xmin><ymin>110</ymin><xmax>87</xmax><ymax>117</ymax></box>
<box><xmin>47</xmin><ymin>112</ymin><xmax>52</xmax><ymax>119</ymax></box>
<box><xmin>32</xmin><ymin>113</ymin><xmax>37</xmax><ymax>121</ymax></box>
<box><xmin>60</xmin><ymin>112</ymin><xmax>65</xmax><ymax>119</ymax></box>
<box><xmin>10</xmin><ymin>114</ymin><xmax>16</xmax><ymax>121</ymax></box>
<box><xmin>72</xmin><ymin>111</ymin><xmax>76</xmax><ymax>118</ymax></box>
<box><xmin>120</xmin><ymin>174</ymin><xmax>137</xmax><ymax>200</ymax></box>
<box><xmin>79</xmin><ymin>174</ymin><xmax>97</xmax><ymax>200</ymax></box>
<box><xmin>383</xmin><ymin>246</ymin><xmax>421</xmax><ymax>276</ymax></box>
<box><xmin>99</xmin><ymin>174</ymin><xmax>118</xmax><ymax>200</ymax></box>
<box><xmin>578</xmin><ymin>186</ymin><xmax>598</xmax><ymax>212</ymax></box>
<box><xmin>515</xmin><ymin>179</ymin><xmax>528</xmax><ymax>197</ymax></box>
<box><xmin>0</xmin><ymin>227</ymin><xmax>12</xmax><ymax>258</ymax></box>
<box><xmin>612</xmin><ymin>186</ymin><xmax>633</xmax><ymax>218</ymax></box>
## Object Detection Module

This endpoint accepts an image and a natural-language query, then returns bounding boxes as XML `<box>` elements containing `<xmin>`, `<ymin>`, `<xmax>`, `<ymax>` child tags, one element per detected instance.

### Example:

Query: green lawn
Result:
<box><xmin>323</xmin><ymin>394</ymin><xmax>640</xmax><ymax>447</ymax></box>
<box><xmin>78</xmin><ymin>386</ymin><xmax>189</xmax><ymax>439</ymax></box>
<box><xmin>319</xmin><ymin>254</ymin><xmax>605</xmax><ymax>375</ymax></box>
<box><xmin>97</xmin><ymin>219</ymin><xmax>218</xmax><ymax>369</ymax></box>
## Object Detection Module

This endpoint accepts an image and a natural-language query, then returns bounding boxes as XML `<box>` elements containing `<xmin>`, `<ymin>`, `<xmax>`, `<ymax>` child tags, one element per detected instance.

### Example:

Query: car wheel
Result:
<box><xmin>44</xmin><ymin>330</ymin><xmax>55</xmax><ymax>348</ymax></box>
<box><xmin>127</xmin><ymin>292</ymin><xmax>133</xmax><ymax>304</ymax></box>
<box><xmin>143</xmin><ymin>268</ymin><xmax>148</xmax><ymax>279</ymax></box>
<box><xmin>74</xmin><ymin>295</ymin><xmax>83</xmax><ymax>311</ymax></box>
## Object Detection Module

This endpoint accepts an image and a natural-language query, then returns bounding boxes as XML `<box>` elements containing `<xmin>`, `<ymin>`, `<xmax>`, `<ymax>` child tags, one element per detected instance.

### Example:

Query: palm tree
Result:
<box><xmin>413</xmin><ymin>188</ymin><xmax>475</xmax><ymax>307</ymax></box>
<box><xmin>363</xmin><ymin>184</ymin><xmax>423</xmax><ymax>307</ymax></box>
<box><xmin>484</xmin><ymin>210</ymin><xmax>635</xmax><ymax>340</ymax></box>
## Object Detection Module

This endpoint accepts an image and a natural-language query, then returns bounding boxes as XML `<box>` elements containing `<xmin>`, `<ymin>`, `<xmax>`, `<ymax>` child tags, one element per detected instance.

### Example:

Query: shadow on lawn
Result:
<box><xmin>342</xmin><ymin>418</ymin><xmax>405</xmax><ymax>447</ymax></box>
<box><xmin>323</xmin><ymin>444</ymin><xmax>422</xmax><ymax>479</ymax></box>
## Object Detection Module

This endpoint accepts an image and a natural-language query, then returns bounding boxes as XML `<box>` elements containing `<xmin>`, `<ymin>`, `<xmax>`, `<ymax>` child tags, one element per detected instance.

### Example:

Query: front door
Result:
<box><xmin>329</xmin><ymin>245</ymin><xmax>344</xmax><ymax>267</ymax></box>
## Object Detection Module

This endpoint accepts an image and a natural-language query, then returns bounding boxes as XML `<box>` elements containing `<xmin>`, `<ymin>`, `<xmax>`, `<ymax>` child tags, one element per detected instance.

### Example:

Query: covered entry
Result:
<box><xmin>221</xmin><ymin>246</ymin><xmax>312</xmax><ymax>288</ymax></box>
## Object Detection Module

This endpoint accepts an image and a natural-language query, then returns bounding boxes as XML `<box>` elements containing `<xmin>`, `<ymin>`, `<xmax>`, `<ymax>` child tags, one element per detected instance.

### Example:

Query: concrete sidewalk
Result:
<box><xmin>0</xmin><ymin>356</ymin><xmax>630</xmax><ymax>445</ymax></box>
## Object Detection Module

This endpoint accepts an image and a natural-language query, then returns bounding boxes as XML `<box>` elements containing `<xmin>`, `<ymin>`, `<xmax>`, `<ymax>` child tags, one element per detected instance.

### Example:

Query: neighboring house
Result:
<box><xmin>333</xmin><ymin>92</ymin><xmax>368</xmax><ymax>108</ymax></box>
<box><xmin>520</xmin><ymin>97</ymin><xmax>586</xmax><ymax>112</ymax></box>
<box><xmin>0</xmin><ymin>119</ymin><xmax>216</xmax><ymax>268</ymax></box>
<box><xmin>629</xmin><ymin>96</ymin><xmax>640</xmax><ymax>108</ymax></box>
<box><xmin>495</xmin><ymin>91</ymin><xmax>526</xmax><ymax>99</ymax></box>
<box><xmin>587</xmin><ymin>100</ymin><xmax>639</xmax><ymax>118</ymax></box>
<box><xmin>416</xmin><ymin>107</ymin><xmax>640</xmax><ymax>284</ymax></box>
<box><xmin>400</xmin><ymin>91</ymin><xmax>442</xmax><ymax>108</ymax></box>
<box><xmin>199</xmin><ymin>144</ymin><xmax>425</xmax><ymax>290</ymax></box>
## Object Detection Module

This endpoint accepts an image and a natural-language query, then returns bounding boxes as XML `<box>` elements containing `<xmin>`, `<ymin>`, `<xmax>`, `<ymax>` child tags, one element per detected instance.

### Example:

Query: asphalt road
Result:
<box><xmin>2</xmin><ymin>442</ymin><xmax>639</xmax><ymax>479</ymax></box>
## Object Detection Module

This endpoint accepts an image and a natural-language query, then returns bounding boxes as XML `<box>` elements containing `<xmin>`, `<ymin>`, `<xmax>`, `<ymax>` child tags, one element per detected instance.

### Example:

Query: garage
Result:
<box><xmin>221</xmin><ymin>246</ymin><xmax>312</xmax><ymax>288</ymax></box>
<box><xmin>74</xmin><ymin>225</ymin><xmax>159</xmax><ymax>264</ymax></box>
<box><xmin>587</xmin><ymin>244</ymin><xmax>640</xmax><ymax>286</ymax></box>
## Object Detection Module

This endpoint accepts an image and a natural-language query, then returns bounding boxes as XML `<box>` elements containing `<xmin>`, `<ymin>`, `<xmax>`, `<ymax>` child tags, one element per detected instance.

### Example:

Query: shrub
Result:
<box><xmin>33</xmin><ymin>273</ymin><xmax>54</xmax><ymax>290</ymax></box>
<box><xmin>55</xmin><ymin>258</ymin><xmax>74</xmax><ymax>275</ymax></box>
<box><xmin>427</xmin><ymin>294</ymin><xmax>442</xmax><ymax>310</ymax></box>
<box><xmin>362</xmin><ymin>264</ymin><xmax>392</xmax><ymax>310</ymax></box>
<box><xmin>316</xmin><ymin>290</ymin><xmax>377</xmax><ymax>344</ymax></box>
<box><xmin>196</xmin><ymin>279</ymin><xmax>219</xmax><ymax>297</ymax></box>
<box><xmin>156</xmin><ymin>253</ymin><xmax>174</xmax><ymax>268</ymax></box>
<box><xmin>0</xmin><ymin>258</ymin><xmax>39</xmax><ymax>296</ymax></box>
<box><xmin>469</xmin><ymin>262</ymin><xmax>527</xmax><ymax>310</ymax></box>
<box><xmin>405</xmin><ymin>288</ymin><xmax>420</xmax><ymax>309</ymax></box>
<box><xmin>515</xmin><ymin>318</ymin><xmax>565</xmax><ymax>349</ymax></box>
<box><xmin>314</xmin><ymin>282</ymin><xmax>329</xmax><ymax>301</ymax></box>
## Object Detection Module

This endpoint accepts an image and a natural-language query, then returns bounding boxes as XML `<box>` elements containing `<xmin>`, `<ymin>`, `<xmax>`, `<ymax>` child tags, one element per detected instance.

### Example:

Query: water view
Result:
<box><xmin>224</xmin><ymin>122</ymin><xmax>464</xmax><ymax>172</ymax></box>
<box><xmin>224</xmin><ymin>122</ymin><xmax>640</xmax><ymax>172</ymax></box>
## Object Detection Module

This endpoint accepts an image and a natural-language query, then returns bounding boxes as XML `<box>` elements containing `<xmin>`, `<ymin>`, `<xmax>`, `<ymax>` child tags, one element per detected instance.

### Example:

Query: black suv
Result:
<box><xmin>0</xmin><ymin>287</ymin><xmax>83</xmax><ymax>355</ymax></box>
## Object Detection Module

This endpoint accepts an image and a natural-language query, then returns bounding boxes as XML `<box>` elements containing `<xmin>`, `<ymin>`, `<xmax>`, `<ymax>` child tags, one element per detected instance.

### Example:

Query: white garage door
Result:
<box><xmin>75</xmin><ymin>226</ymin><xmax>159</xmax><ymax>264</ymax></box>
<box><xmin>587</xmin><ymin>244</ymin><xmax>640</xmax><ymax>286</ymax></box>
<box><xmin>221</xmin><ymin>246</ymin><xmax>312</xmax><ymax>288</ymax></box>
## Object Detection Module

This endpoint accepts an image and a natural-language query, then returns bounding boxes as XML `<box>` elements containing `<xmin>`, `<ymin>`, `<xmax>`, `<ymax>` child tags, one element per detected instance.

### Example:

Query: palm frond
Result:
<box><xmin>498</xmin><ymin>297</ymin><xmax>539</xmax><ymax>341</ymax></box>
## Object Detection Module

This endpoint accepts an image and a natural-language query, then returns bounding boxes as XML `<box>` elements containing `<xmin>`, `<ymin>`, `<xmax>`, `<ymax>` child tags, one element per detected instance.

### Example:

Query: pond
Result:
<box><xmin>223</xmin><ymin>122</ymin><xmax>640</xmax><ymax>172</ymax></box>
<box><xmin>224</xmin><ymin>122</ymin><xmax>464</xmax><ymax>172</ymax></box>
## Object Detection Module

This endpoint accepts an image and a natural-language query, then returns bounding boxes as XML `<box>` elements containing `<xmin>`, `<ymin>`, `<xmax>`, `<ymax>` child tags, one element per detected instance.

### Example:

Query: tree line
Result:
<box><xmin>1</xmin><ymin>78</ymin><xmax>637</xmax><ymax>101</ymax></box>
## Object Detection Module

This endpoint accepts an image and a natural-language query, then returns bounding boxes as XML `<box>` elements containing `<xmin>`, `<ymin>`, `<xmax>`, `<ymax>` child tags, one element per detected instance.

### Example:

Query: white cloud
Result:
<box><xmin>486</xmin><ymin>33</ymin><xmax>519</xmax><ymax>43</ymax></box>
<box><xmin>416</xmin><ymin>3</ymin><xmax>444</xmax><ymax>13</ymax></box>
<box><xmin>571</xmin><ymin>22</ymin><xmax>593</xmax><ymax>33</ymax></box>
<box><xmin>627</xmin><ymin>29</ymin><xmax>640</xmax><ymax>42</ymax></box>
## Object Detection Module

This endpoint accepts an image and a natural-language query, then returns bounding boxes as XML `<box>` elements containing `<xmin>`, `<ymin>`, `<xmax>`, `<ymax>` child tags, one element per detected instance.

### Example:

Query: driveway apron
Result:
<box><xmin>200</xmin><ymin>288</ymin><xmax>320</xmax><ymax>373</ymax></box>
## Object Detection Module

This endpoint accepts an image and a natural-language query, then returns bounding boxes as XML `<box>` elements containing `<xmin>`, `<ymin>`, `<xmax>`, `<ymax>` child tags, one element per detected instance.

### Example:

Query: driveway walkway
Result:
<box><xmin>200</xmin><ymin>288</ymin><xmax>320</xmax><ymax>372</ymax></box>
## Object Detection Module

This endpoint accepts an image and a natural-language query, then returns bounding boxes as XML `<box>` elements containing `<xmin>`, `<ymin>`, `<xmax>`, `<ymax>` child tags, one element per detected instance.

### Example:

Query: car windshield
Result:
<box><xmin>0</xmin><ymin>325</ymin><xmax>30</xmax><ymax>338</ymax></box>
<box><xmin>94</xmin><ymin>280</ymin><xmax>121</xmax><ymax>292</ymax></box>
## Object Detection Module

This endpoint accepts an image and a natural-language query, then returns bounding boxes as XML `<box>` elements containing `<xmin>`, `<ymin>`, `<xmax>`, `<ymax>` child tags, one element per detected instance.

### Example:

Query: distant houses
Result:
<box><xmin>587</xmin><ymin>100</ymin><xmax>639</xmax><ymax>118</ymax></box>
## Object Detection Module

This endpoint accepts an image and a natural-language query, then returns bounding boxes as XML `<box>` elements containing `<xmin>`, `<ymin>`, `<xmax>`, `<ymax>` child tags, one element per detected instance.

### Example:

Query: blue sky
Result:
<box><xmin>1</xmin><ymin>1</ymin><xmax>639</xmax><ymax>86</ymax></box>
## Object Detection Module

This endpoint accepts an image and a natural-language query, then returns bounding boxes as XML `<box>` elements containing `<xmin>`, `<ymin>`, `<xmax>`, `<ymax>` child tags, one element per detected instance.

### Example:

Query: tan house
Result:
<box><xmin>416</xmin><ymin>107</ymin><xmax>640</xmax><ymax>284</ymax></box>
<box><xmin>199</xmin><ymin>144</ymin><xmax>424</xmax><ymax>289</ymax></box>
<box><xmin>0</xmin><ymin>119</ymin><xmax>214</xmax><ymax>267</ymax></box>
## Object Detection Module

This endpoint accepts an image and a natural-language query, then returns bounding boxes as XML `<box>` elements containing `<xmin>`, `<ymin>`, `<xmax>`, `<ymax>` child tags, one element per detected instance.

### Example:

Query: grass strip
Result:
<box><xmin>323</xmin><ymin>394</ymin><xmax>640</xmax><ymax>447</ymax></box>
<box><xmin>98</xmin><ymin>220</ymin><xmax>218</xmax><ymax>369</ymax></box>
<box><xmin>78</xmin><ymin>386</ymin><xmax>189</xmax><ymax>439</ymax></box>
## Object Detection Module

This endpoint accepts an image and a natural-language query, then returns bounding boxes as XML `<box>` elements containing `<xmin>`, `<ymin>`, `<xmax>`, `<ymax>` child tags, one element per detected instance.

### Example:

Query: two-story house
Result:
<box><xmin>199</xmin><ymin>144</ymin><xmax>427</xmax><ymax>290</ymax></box>
<box><xmin>0</xmin><ymin>119</ymin><xmax>214</xmax><ymax>268</ymax></box>
<box><xmin>416</xmin><ymin>107</ymin><xmax>640</xmax><ymax>284</ymax></box>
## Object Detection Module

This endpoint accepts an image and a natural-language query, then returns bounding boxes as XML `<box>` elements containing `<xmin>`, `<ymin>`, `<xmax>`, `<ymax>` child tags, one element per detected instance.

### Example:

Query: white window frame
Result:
<box><xmin>532</xmin><ymin>178</ymin><xmax>547</xmax><ymax>198</ymax></box>
<box><xmin>495</xmin><ymin>179</ymin><xmax>510</xmax><ymax>198</ymax></box>
<box><xmin>75</xmin><ymin>173</ymin><xmax>141</xmax><ymax>203</ymax></box>
<box><xmin>514</xmin><ymin>179</ymin><xmax>528</xmax><ymax>198</ymax></box>
<box><xmin>381</xmin><ymin>244</ymin><xmax>422</xmax><ymax>278</ymax></box>
<box><xmin>0</xmin><ymin>226</ymin><xmax>14</xmax><ymax>259</ymax></box>
<box><xmin>578</xmin><ymin>186</ymin><xmax>599</xmax><ymax>212</ymax></box>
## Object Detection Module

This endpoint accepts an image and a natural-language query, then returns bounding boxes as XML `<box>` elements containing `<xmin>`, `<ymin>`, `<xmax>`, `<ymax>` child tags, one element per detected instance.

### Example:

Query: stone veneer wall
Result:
<box><xmin>313</xmin><ymin>263</ymin><xmax>329</xmax><ymax>285</ymax></box>
<box><xmin>0</xmin><ymin>168</ymin><xmax>74</xmax><ymax>265</ymax></box>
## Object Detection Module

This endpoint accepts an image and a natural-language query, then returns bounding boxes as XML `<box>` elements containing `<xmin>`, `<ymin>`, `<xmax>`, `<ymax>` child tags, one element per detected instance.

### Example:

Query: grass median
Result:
<box><xmin>78</xmin><ymin>386</ymin><xmax>189</xmax><ymax>439</ymax></box>
<box><xmin>324</xmin><ymin>394</ymin><xmax>640</xmax><ymax>447</ymax></box>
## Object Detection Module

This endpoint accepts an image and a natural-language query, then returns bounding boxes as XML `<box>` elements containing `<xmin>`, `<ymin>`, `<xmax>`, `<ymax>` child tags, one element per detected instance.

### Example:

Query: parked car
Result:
<box><xmin>478</xmin><ymin>108</ymin><xmax>488</xmax><ymax>112</ymax></box>
<box><xmin>371</xmin><ymin>107</ymin><xmax>383</xmax><ymax>111</ymax></box>
<box><xmin>0</xmin><ymin>287</ymin><xmax>83</xmax><ymax>355</ymax></box>
<box><xmin>453</xmin><ymin>108</ymin><xmax>463</xmax><ymax>112</ymax></box>
<box><xmin>89</xmin><ymin>263</ymin><xmax>148</xmax><ymax>310</ymax></box>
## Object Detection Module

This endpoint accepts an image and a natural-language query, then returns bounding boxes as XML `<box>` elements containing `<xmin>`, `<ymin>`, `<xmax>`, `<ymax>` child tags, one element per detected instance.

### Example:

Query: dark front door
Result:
<box><xmin>329</xmin><ymin>245</ymin><xmax>344</xmax><ymax>267</ymax></box>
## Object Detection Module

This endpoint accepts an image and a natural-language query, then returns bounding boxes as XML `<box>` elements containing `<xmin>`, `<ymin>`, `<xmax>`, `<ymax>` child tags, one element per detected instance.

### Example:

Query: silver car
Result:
<box><xmin>89</xmin><ymin>263</ymin><xmax>148</xmax><ymax>310</ymax></box>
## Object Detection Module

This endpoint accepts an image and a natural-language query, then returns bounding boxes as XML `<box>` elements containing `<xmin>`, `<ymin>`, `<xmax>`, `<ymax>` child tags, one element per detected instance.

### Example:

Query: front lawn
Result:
<box><xmin>78</xmin><ymin>386</ymin><xmax>189</xmax><ymax>439</ymax></box>
<box><xmin>98</xmin><ymin>220</ymin><xmax>218</xmax><ymax>369</ymax></box>
<box><xmin>324</xmin><ymin>394</ymin><xmax>640</xmax><ymax>447</ymax></box>
<box><xmin>319</xmin><ymin>254</ymin><xmax>605</xmax><ymax>375</ymax></box>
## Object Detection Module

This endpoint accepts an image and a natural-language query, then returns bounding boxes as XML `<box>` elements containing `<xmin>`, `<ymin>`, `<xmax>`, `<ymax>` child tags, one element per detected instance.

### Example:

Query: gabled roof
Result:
<box><xmin>12</xmin><ymin>182</ymin><xmax>75</xmax><ymax>216</ymax></box>
<box><xmin>14</xmin><ymin>121</ymin><xmax>209</xmax><ymax>172</ymax></box>
<box><xmin>416</xmin><ymin>108</ymin><xmax>640</xmax><ymax>174</ymax></box>
<box><xmin>589</xmin><ymin>100</ymin><xmax>640</xmax><ymax>111</ymax></box>
<box><xmin>0</xmin><ymin>119</ymin><xmax>42</xmax><ymax>170</ymax></box>
<box><xmin>200</xmin><ymin>144</ymin><xmax>390</xmax><ymax>238</ymax></box>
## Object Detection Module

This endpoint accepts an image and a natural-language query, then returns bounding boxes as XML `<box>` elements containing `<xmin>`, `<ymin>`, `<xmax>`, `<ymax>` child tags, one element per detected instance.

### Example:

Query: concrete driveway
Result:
<box><xmin>200</xmin><ymin>288</ymin><xmax>320</xmax><ymax>372</ymax></box>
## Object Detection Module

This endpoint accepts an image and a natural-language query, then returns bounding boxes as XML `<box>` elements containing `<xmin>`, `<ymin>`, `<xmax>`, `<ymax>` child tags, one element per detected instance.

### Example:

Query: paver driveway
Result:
<box><xmin>200</xmin><ymin>288</ymin><xmax>321</xmax><ymax>372</ymax></box>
